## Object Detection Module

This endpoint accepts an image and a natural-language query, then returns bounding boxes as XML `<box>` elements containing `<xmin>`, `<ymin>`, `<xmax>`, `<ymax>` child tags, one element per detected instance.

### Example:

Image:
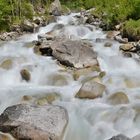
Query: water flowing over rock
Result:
<box><xmin>107</xmin><ymin>92</ymin><xmax>129</xmax><ymax>105</ymax></box>
<box><xmin>132</xmin><ymin>134</ymin><xmax>140</xmax><ymax>140</ymax></box>
<box><xmin>75</xmin><ymin>78</ymin><xmax>105</xmax><ymax>99</ymax></box>
<box><xmin>108</xmin><ymin>134</ymin><xmax>131</xmax><ymax>140</ymax></box>
<box><xmin>50</xmin><ymin>39</ymin><xmax>98</xmax><ymax>68</ymax></box>
<box><xmin>20</xmin><ymin>69</ymin><xmax>31</xmax><ymax>82</ymax></box>
<box><xmin>0</xmin><ymin>104</ymin><xmax>68</xmax><ymax>140</ymax></box>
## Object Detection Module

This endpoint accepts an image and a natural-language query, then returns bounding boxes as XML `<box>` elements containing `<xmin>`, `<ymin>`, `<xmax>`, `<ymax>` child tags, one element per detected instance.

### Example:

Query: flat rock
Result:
<box><xmin>50</xmin><ymin>39</ymin><xmax>98</xmax><ymax>68</ymax></box>
<box><xmin>108</xmin><ymin>134</ymin><xmax>131</xmax><ymax>140</ymax></box>
<box><xmin>0</xmin><ymin>104</ymin><xmax>68</xmax><ymax>140</ymax></box>
<box><xmin>75</xmin><ymin>78</ymin><xmax>105</xmax><ymax>99</ymax></box>
<box><xmin>120</xmin><ymin>44</ymin><xmax>134</xmax><ymax>51</ymax></box>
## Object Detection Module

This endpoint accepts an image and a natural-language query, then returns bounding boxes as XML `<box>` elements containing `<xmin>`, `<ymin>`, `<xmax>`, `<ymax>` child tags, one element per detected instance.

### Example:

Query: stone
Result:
<box><xmin>0</xmin><ymin>132</ymin><xmax>15</xmax><ymax>140</ymax></box>
<box><xmin>75</xmin><ymin>78</ymin><xmax>106</xmax><ymax>99</ymax></box>
<box><xmin>104</xmin><ymin>42</ymin><xmax>113</xmax><ymax>47</ymax></box>
<box><xmin>0</xmin><ymin>59</ymin><xmax>13</xmax><ymax>70</ymax></box>
<box><xmin>49</xmin><ymin>0</ymin><xmax>62</xmax><ymax>16</ymax></box>
<box><xmin>47</xmin><ymin>74</ymin><xmax>68</xmax><ymax>86</ymax></box>
<box><xmin>106</xmin><ymin>31</ymin><xmax>120</xmax><ymax>39</ymax></box>
<box><xmin>132</xmin><ymin>134</ymin><xmax>140</xmax><ymax>140</ymax></box>
<box><xmin>0</xmin><ymin>104</ymin><xmax>68</xmax><ymax>140</ymax></box>
<box><xmin>114</xmin><ymin>35</ymin><xmax>128</xmax><ymax>44</ymax></box>
<box><xmin>120</xmin><ymin>44</ymin><xmax>134</xmax><ymax>51</ymax></box>
<box><xmin>21</xmin><ymin>20</ymin><xmax>39</xmax><ymax>33</ymax></box>
<box><xmin>107</xmin><ymin>92</ymin><xmax>129</xmax><ymax>105</ymax></box>
<box><xmin>108</xmin><ymin>134</ymin><xmax>130</xmax><ymax>140</ymax></box>
<box><xmin>50</xmin><ymin>39</ymin><xmax>98</xmax><ymax>68</ymax></box>
<box><xmin>122</xmin><ymin>52</ymin><xmax>132</xmax><ymax>58</ymax></box>
<box><xmin>20</xmin><ymin>69</ymin><xmax>31</xmax><ymax>82</ymax></box>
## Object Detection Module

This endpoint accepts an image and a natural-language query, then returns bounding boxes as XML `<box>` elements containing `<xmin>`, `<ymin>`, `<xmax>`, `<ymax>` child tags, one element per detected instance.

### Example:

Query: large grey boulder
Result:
<box><xmin>49</xmin><ymin>0</ymin><xmax>62</xmax><ymax>16</ymax></box>
<box><xmin>0</xmin><ymin>104</ymin><xmax>68</xmax><ymax>140</ymax></box>
<box><xmin>108</xmin><ymin>134</ymin><xmax>131</xmax><ymax>140</ymax></box>
<box><xmin>50</xmin><ymin>39</ymin><xmax>98</xmax><ymax>68</ymax></box>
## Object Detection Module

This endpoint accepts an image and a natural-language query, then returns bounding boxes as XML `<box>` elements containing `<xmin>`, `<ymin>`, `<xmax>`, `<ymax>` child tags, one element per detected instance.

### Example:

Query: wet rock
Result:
<box><xmin>120</xmin><ymin>44</ymin><xmax>134</xmax><ymax>51</ymax></box>
<box><xmin>49</xmin><ymin>0</ymin><xmax>62</xmax><ymax>16</ymax></box>
<box><xmin>132</xmin><ymin>134</ymin><xmax>140</xmax><ymax>140</ymax></box>
<box><xmin>114</xmin><ymin>35</ymin><xmax>128</xmax><ymax>44</ymax></box>
<box><xmin>108</xmin><ymin>134</ymin><xmax>130</xmax><ymax>140</ymax></box>
<box><xmin>104</xmin><ymin>42</ymin><xmax>113</xmax><ymax>47</ymax></box>
<box><xmin>20</xmin><ymin>69</ymin><xmax>31</xmax><ymax>82</ymax></box>
<box><xmin>38</xmin><ymin>33</ymin><xmax>55</xmax><ymax>41</ymax></box>
<box><xmin>107</xmin><ymin>92</ymin><xmax>129</xmax><ymax>105</ymax></box>
<box><xmin>22</xmin><ymin>95</ymin><xmax>33</xmax><ymax>101</ymax></box>
<box><xmin>0</xmin><ymin>32</ymin><xmax>20</xmax><ymax>41</ymax></box>
<box><xmin>50</xmin><ymin>39</ymin><xmax>98</xmax><ymax>68</ymax></box>
<box><xmin>0</xmin><ymin>59</ymin><xmax>13</xmax><ymax>70</ymax></box>
<box><xmin>73</xmin><ymin>65</ymin><xmax>100</xmax><ymax>80</ymax></box>
<box><xmin>106</xmin><ymin>31</ymin><xmax>120</xmax><ymax>39</ymax></box>
<box><xmin>47</xmin><ymin>74</ymin><xmax>68</xmax><ymax>86</ymax></box>
<box><xmin>37</xmin><ymin>93</ymin><xmax>60</xmax><ymax>105</ymax></box>
<box><xmin>122</xmin><ymin>52</ymin><xmax>132</xmax><ymax>58</ymax></box>
<box><xmin>75</xmin><ymin>78</ymin><xmax>106</xmax><ymax>99</ymax></box>
<box><xmin>0</xmin><ymin>104</ymin><xmax>68</xmax><ymax>140</ymax></box>
<box><xmin>21</xmin><ymin>20</ymin><xmax>39</xmax><ymax>33</ymax></box>
<box><xmin>53</xmin><ymin>24</ymin><xmax>64</xmax><ymax>30</ymax></box>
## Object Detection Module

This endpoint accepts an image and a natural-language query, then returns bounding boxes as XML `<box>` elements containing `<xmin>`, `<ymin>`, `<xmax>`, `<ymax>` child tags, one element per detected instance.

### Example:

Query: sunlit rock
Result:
<box><xmin>0</xmin><ymin>59</ymin><xmax>13</xmax><ymax>70</ymax></box>
<box><xmin>73</xmin><ymin>65</ymin><xmax>100</xmax><ymax>80</ymax></box>
<box><xmin>108</xmin><ymin>134</ymin><xmax>130</xmax><ymax>140</ymax></box>
<box><xmin>0</xmin><ymin>132</ymin><xmax>15</xmax><ymax>140</ymax></box>
<box><xmin>75</xmin><ymin>79</ymin><xmax>105</xmax><ymax>99</ymax></box>
<box><xmin>120</xmin><ymin>44</ymin><xmax>134</xmax><ymax>51</ymax></box>
<box><xmin>107</xmin><ymin>92</ymin><xmax>129</xmax><ymax>105</ymax></box>
<box><xmin>0</xmin><ymin>104</ymin><xmax>68</xmax><ymax>140</ymax></box>
<box><xmin>106</xmin><ymin>31</ymin><xmax>120</xmax><ymax>39</ymax></box>
<box><xmin>20</xmin><ymin>69</ymin><xmax>31</xmax><ymax>82</ymax></box>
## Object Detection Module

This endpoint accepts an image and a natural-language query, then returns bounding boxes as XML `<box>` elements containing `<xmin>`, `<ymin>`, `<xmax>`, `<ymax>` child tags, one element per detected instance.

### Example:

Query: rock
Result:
<box><xmin>20</xmin><ymin>69</ymin><xmax>31</xmax><ymax>82</ymax></box>
<box><xmin>0</xmin><ymin>59</ymin><xmax>13</xmax><ymax>70</ymax></box>
<box><xmin>33</xmin><ymin>16</ymin><xmax>45</xmax><ymax>25</ymax></box>
<box><xmin>122</xmin><ymin>52</ymin><xmax>132</xmax><ymax>58</ymax></box>
<box><xmin>73</xmin><ymin>65</ymin><xmax>100</xmax><ymax>80</ymax></box>
<box><xmin>49</xmin><ymin>0</ymin><xmax>62</xmax><ymax>16</ymax></box>
<box><xmin>53</xmin><ymin>24</ymin><xmax>64</xmax><ymax>30</ymax></box>
<box><xmin>107</xmin><ymin>92</ymin><xmax>129</xmax><ymax>105</ymax></box>
<box><xmin>50</xmin><ymin>39</ymin><xmax>98</xmax><ymax>68</ymax></box>
<box><xmin>115</xmin><ymin>24</ymin><xmax>122</xmax><ymax>30</ymax></box>
<box><xmin>75</xmin><ymin>78</ymin><xmax>105</xmax><ymax>99</ymax></box>
<box><xmin>0</xmin><ymin>132</ymin><xmax>15</xmax><ymax>140</ymax></box>
<box><xmin>104</xmin><ymin>42</ymin><xmax>113</xmax><ymax>47</ymax></box>
<box><xmin>108</xmin><ymin>134</ymin><xmax>130</xmax><ymax>140</ymax></box>
<box><xmin>120</xmin><ymin>44</ymin><xmax>134</xmax><ymax>51</ymax></box>
<box><xmin>114</xmin><ymin>35</ymin><xmax>128</xmax><ymax>43</ymax></box>
<box><xmin>47</xmin><ymin>74</ymin><xmax>68</xmax><ymax>86</ymax></box>
<box><xmin>106</xmin><ymin>31</ymin><xmax>120</xmax><ymax>39</ymax></box>
<box><xmin>21</xmin><ymin>20</ymin><xmax>39</xmax><ymax>33</ymax></box>
<box><xmin>0</xmin><ymin>104</ymin><xmax>68</xmax><ymax>140</ymax></box>
<box><xmin>132</xmin><ymin>134</ymin><xmax>140</xmax><ymax>140</ymax></box>
<box><xmin>36</xmin><ymin>93</ymin><xmax>60</xmax><ymax>105</ymax></box>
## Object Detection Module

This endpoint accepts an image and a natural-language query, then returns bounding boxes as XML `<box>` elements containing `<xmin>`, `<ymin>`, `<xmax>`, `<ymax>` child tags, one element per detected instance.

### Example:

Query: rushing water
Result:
<box><xmin>0</xmin><ymin>13</ymin><xmax>140</xmax><ymax>140</ymax></box>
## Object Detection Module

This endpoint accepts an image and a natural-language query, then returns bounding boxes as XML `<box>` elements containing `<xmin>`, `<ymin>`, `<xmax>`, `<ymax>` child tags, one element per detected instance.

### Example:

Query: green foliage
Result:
<box><xmin>122</xmin><ymin>19</ymin><xmax>140</xmax><ymax>41</ymax></box>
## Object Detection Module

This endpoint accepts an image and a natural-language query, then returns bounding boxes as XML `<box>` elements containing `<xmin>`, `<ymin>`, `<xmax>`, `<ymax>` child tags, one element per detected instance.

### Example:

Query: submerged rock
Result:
<box><xmin>108</xmin><ymin>134</ymin><xmax>130</xmax><ymax>140</ymax></box>
<box><xmin>0</xmin><ymin>104</ymin><xmax>68</xmax><ymax>140</ymax></box>
<box><xmin>50</xmin><ymin>39</ymin><xmax>98</xmax><ymax>68</ymax></box>
<box><xmin>0</xmin><ymin>59</ymin><xmax>13</xmax><ymax>70</ymax></box>
<box><xmin>104</xmin><ymin>42</ymin><xmax>113</xmax><ymax>47</ymax></box>
<box><xmin>75</xmin><ymin>78</ymin><xmax>105</xmax><ymax>99</ymax></box>
<box><xmin>20</xmin><ymin>69</ymin><xmax>31</xmax><ymax>82</ymax></box>
<box><xmin>107</xmin><ymin>92</ymin><xmax>129</xmax><ymax>105</ymax></box>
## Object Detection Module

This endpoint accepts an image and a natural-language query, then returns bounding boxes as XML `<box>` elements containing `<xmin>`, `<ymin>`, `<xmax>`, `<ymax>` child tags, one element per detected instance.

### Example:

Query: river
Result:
<box><xmin>0</xmin><ymin>13</ymin><xmax>140</xmax><ymax>140</ymax></box>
